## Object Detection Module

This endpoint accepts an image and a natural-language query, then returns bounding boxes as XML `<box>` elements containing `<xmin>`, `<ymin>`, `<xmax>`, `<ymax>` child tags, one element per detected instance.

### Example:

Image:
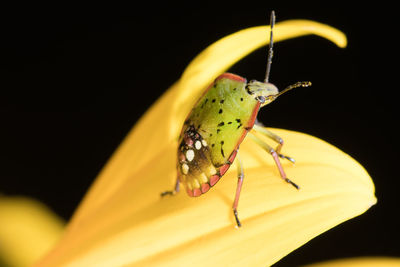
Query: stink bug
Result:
<box><xmin>161</xmin><ymin>11</ymin><xmax>311</xmax><ymax>227</ymax></box>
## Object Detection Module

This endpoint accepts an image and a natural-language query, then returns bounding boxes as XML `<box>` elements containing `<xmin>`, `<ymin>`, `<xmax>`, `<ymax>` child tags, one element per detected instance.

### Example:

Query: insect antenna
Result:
<box><xmin>264</xmin><ymin>10</ymin><xmax>275</xmax><ymax>83</ymax></box>
<box><xmin>274</xmin><ymin>81</ymin><xmax>312</xmax><ymax>99</ymax></box>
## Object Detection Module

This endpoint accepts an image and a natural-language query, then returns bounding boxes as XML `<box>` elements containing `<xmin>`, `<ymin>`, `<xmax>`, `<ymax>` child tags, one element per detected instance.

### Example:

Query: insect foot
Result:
<box><xmin>285</xmin><ymin>178</ymin><xmax>300</xmax><ymax>190</ymax></box>
<box><xmin>278</xmin><ymin>153</ymin><xmax>296</xmax><ymax>164</ymax></box>
<box><xmin>161</xmin><ymin>179</ymin><xmax>180</xmax><ymax>197</ymax></box>
<box><xmin>160</xmin><ymin>190</ymin><xmax>176</xmax><ymax>197</ymax></box>
<box><xmin>233</xmin><ymin>209</ymin><xmax>242</xmax><ymax>228</ymax></box>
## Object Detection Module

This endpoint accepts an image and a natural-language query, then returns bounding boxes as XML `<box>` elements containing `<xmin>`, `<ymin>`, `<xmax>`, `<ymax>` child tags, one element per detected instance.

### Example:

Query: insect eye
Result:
<box><xmin>256</xmin><ymin>96</ymin><xmax>266</xmax><ymax>103</ymax></box>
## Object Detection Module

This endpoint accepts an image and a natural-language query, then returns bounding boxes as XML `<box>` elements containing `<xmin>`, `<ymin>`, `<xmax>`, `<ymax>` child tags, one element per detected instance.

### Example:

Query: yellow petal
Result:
<box><xmin>34</xmin><ymin>20</ymin><xmax>371</xmax><ymax>267</ymax></box>
<box><xmin>303</xmin><ymin>257</ymin><xmax>400</xmax><ymax>267</ymax></box>
<box><xmin>0</xmin><ymin>196</ymin><xmax>64</xmax><ymax>267</ymax></box>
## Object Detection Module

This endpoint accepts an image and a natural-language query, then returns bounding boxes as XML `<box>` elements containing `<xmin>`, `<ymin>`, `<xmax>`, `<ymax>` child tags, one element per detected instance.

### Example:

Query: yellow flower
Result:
<box><xmin>1</xmin><ymin>19</ymin><xmax>377</xmax><ymax>267</ymax></box>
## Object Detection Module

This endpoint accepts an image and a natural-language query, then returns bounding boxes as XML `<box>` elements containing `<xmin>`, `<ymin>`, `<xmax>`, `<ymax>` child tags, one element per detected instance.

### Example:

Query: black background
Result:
<box><xmin>1</xmin><ymin>5</ymin><xmax>398</xmax><ymax>266</ymax></box>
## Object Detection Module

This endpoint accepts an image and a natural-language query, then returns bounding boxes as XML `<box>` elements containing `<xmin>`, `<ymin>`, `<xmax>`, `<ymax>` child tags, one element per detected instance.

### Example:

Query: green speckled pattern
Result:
<box><xmin>185</xmin><ymin>74</ymin><xmax>258</xmax><ymax>166</ymax></box>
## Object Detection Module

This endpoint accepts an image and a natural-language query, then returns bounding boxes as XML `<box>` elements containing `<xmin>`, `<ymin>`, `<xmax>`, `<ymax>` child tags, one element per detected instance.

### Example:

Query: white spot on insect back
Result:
<box><xmin>201</xmin><ymin>139</ymin><xmax>207</xmax><ymax>147</ymax></box>
<box><xmin>181</xmin><ymin>163</ymin><xmax>189</xmax><ymax>174</ymax></box>
<box><xmin>195</xmin><ymin>140</ymin><xmax>202</xmax><ymax>150</ymax></box>
<box><xmin>186</xmin><ymin>149</ymin><xmax>195</xmax><ymax>162</ymax></box>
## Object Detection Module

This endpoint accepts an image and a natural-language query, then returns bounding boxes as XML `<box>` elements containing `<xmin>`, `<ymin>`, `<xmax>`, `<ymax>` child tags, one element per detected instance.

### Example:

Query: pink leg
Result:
<box><xmin>249</xmin><ymin>132</ymin><xmax>300</xmax><ymax>190</ymax></box>
<box><xmin>253</xmin><ymin>124</ymin><xmax>295</xmax><ymax>163</ymax></box>
<box><xmin>232</xmin><ymin>152</ymin><xmax>244</xmax><ymax>227</ymax></box>
<box><xmin>270</xmin><ymin>151</ymin><xmax>299</xmax><ymax>189</ymax></box>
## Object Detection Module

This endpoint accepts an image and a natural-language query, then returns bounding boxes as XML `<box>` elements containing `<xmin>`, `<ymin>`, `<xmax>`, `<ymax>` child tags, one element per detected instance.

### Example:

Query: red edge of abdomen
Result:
<box><xmin>200</xmin><ymin>73</ymin><xmax>247</xmax><ymax>98</ymax></box>
<box><xmin>248</xmin><ymin>101</ymin><xmax>261</xmax><ymax>129</ymax></box>
<box><xmin>215</xmin><ymin>72</ymin><xmax>247</xmax><ymax>83</ymax></box>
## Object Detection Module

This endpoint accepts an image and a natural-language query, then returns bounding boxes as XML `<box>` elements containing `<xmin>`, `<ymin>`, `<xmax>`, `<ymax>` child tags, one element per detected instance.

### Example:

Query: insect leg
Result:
<box><xmin>248</xmin><ymin>132</ymin><xmax>300</xmax><ymax>190</ymax></box>
<box><xmin>160</xmin><ymin>177</ymin><xmax>180</xmax><ymax>197</ymax></box>
<box><xmin>252</xmin><ymin>124</ymin><xmax>295</xmax><ymax>163</ymax></box>
<box><xmin>232</xmin><ymin>151</ymin><xmax>244</xmax><ymax>227</ymax></box>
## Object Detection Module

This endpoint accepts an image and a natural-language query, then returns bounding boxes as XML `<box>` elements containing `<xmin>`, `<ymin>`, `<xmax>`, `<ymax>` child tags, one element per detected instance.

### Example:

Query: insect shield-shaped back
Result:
<box><xmin>177</xmin><ymin>73</ymin><xmax>262</xmax><ymax>197</ymax></box>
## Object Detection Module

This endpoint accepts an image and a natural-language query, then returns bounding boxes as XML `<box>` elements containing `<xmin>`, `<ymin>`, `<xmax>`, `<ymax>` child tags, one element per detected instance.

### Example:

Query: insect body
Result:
<box><xmin>162</xmin><ymin>11</ymin><xmax>311</xmax><ymax>227</ymax></box>
<box><xmin>177</xmin><ymin>74</ymin><xmax>276</xmax><ymax>197</ymax></box>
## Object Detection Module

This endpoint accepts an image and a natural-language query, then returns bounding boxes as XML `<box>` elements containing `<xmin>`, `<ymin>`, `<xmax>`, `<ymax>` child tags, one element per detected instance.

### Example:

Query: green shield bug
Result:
<box><xmin>162</xmin><ymin>11</ymin><xmax>311</xmax><ymax>227</ymax></box>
